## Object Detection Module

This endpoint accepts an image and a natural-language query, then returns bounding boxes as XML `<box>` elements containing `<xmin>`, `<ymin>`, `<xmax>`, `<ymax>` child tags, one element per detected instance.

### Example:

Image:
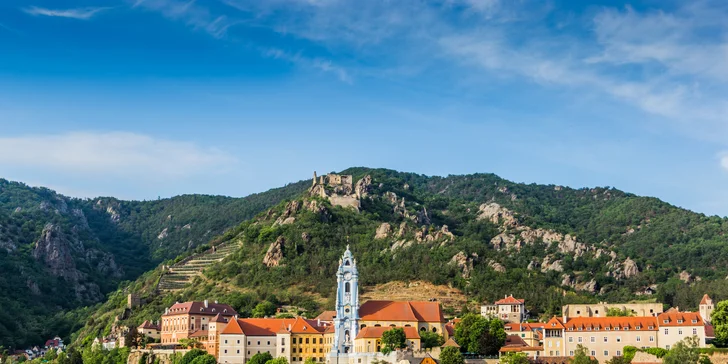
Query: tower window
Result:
<box><xmin>345</xmin><ymin>282</ymin><xmax>350</xmax><ymax>293</ymax></box>
<box><xmin>345</xmin><ymin>260</ymin><xmax>350</xmax><ymax>266</ymax></box>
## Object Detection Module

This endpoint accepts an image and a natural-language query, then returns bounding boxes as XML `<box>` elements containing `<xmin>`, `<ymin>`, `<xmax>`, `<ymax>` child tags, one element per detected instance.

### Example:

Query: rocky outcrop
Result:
<box><xmin>263</xmin><ymin>236</ymin><xmax>285</xmax><ymax>267</ymax></box>
<box><xmin>157</xmin><ymin>228</ymin><xmax>168</xmax><ymax>240</ymax></box>
<box><xmin>541</xmin><ymin>256</ymin><xmax>563</xmax><ymax>272</ymax></box>
<box><xmin>304</xmin><ymin>200</ymin><xmax>331</xmax><ymax>222</ymax></box>
<box><xmin>679</xmin><ymin>270</ymin><xmax>692</xmax><ymax>283</ymax></box>
<box><xmin>416</xmin><ymin>207</ymin><xmax>431</xmax><ymax>225</ymax></box>
<box><xmin>488</xmin><ymin>260</ymin><xmax>506</xmax><ymax>273</ymax></box>
<box><xmin>449</xmin><ymin>251</ymin><xmax>473</xmax><ymax>278</ymax></box>
<box><xmin>355</xmin><ymin>175</ymin><xmax>372</xmax><ymax>198</ymax></box>
<box><xmin>375</xmin><ymin>223</ymin><xmax>392</xmax><ymax>239</ymax></box>
<box><xmin>396</xmin><ymin>222</ymin><xmax>408</xmax><ymax>238</ymax></box>
<box><xmin>490</xmin><ymin>233</ymin><xmax>517</xmax><ymax>250</ymax></box>
<box><xmin>275</xmin><ymin>201</ymin><xmax>301</xmax><ymax>225</ymax></box>
<box><xmin>561</xmin><ymin>274</ymin><xmax>598</xmax><ymax>293</ymax></box>
<box><xmin>622</xmin><ymin>258</ymin><xmax>639</xmax><ymax>278</ymax></box>
<box><xmin>477</xmin><ymin>203</ymin><xmax>517</xmax><ymax>227</ymax></box>
<box><xmin>33</xmin><ymin>224</ymin><xmax>78</xmax><ymax>280</ymax></box>
<box><xmin>301</xmin><ymin>232</ymin><xmax>311</xmax><ymax>243</ymax></box>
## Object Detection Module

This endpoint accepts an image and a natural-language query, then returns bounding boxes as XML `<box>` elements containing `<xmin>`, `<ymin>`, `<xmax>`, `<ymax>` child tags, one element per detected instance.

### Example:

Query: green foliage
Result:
<box><xmin>252</xmin><ymin>301</ymin><xmax>278</xmax><ymax>318</ymax></box>
<box><xmin>453</xmin><ymin>314</ymin><xmax>506</xmax><ymax>355</ymax></box>
<box><xmin>179</xmin><ymin>349</ymin><xmax>207</xmax><ymax>364</ymax></box>
<box><xmin>644</xmin><ymin>347</ymin><xmax>669</xmax><ymax>358</ymax></box>
<box><xmin>381</xmin><ymin>328</ymin><xmax>407</xmax><ymax>350</ymax></box>
<box><xmin>303</xmin><ymin>358</ymin><xmax>317</xmax><ymax>364</ymax></box>
<box><xmin>699</xmin><ymin>355</ymin><xmax>713</xmax><ymax>364</ymax></box>
<box><xmin>622</xmin><ymin>346</ymin><xmax>637</xmax><ymax>361</ymax></box>
<box><xmin>605</xmin><ymin>357</ymin><xmax>630</xmax><ymax>364</ymax></box>
<box><xmin>713</xmin><ymin>301</ymin><xmax>728</xmax><ymax>347</ymax></box>
<box><xmin>179</xmin><ymin>338</ymin><xmax>203</xmax><ymax>349</ymax></box>
<box><xmin>265</xmin><ymin>357</ymin><xmax>288</xmax><ymax>364</ymax></box>
<box><xmin>190</xmin><ymin>354</ymin><xmax>218</xmax><ymax>364</ymax></box>
<box><xmin>500</xmin><ymin>353</ymin><xmax>529</xmax><ymax>364</ymax></box>
<box><xmin>571</xmin><ymin>344</ymin><xmax>598</xmax><ymax>364</ymax></box>
<box><xmin>440</xmin><ymin>347</ymin><xmax>464</xmax><ymax>364</ymax></box>
<box><xmin>248</xmin><ymin>352</ymin><xmax>273</xmax><ymax>364</ymax></box>
<box><xmin>419</xmin><ymin>331</ymin><xmax>445</xmax><ymax>349</ymax></box>
<box><xmin>663</xmin><ymin>336</ymin><xmax>701</xmax><ymax>364</ymax></box>
<box><xmin>606</xmin><ymin>308</ymin><xmax>632</xmax><ymax>317</ymax></box>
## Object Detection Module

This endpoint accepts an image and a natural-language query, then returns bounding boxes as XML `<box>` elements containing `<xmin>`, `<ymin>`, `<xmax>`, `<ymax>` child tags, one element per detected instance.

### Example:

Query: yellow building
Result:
<box><xmin>357</xmin><ymin>300</ymin><xmax>448</xmax><ymax>339</ymax></box>
<box><xmin>354</xmin><ymin>327</ymin><xmax>421</xmax><ymax>353</ymax></box>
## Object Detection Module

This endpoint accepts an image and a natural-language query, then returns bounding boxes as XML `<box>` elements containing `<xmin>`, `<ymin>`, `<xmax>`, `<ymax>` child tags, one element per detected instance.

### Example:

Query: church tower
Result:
<box><xmin>332</xmin><ymin>245</ymin><xmax>360</xmax><ymax>354</ymax></box>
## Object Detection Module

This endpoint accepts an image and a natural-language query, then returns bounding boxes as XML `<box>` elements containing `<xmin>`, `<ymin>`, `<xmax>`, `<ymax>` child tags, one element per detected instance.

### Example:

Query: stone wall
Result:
<box><xmin>127</xmin><ymin>349</ymin><xmax>189</xmax><ymax>364</ymax></box>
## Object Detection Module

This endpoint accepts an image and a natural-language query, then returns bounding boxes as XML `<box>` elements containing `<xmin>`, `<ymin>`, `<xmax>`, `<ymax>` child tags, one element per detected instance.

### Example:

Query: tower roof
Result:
<box><xmin>701</xmin><ymin>294</ymin><xmax>713</xmax><ymax>305</ymax></box>
<box><xmin>343</xmin><ymin>245</ymin><xmax>353</xmax><ymax>260</ymax></box>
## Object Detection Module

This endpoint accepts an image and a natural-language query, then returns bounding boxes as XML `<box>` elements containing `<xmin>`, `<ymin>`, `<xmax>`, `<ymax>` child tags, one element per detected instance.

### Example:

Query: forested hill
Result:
<box><xmin>0</xmin><ymin>178</ymin><xmax>309</xmax><ymax>349</ymax></box>
<box><xmin>74</xmin><ymin>168</ymin><xmax>728</xmax><ymax>347</ymax></box>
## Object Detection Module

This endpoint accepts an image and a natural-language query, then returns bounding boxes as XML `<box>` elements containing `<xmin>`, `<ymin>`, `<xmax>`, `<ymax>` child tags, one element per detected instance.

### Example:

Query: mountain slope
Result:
<box><xmin>72</xmin><ymin>168</ymin><xmax>728</xmax><ymax>347</ymax></box>
<box><xmin>0</xmin><ymin>178</ymin><xmax>309</xmax><ymax>349</ymax></box>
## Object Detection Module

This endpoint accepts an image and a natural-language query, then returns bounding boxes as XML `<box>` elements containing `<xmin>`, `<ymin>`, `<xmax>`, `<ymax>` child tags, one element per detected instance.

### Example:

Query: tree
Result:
<box><xmin>712</xmin><ymin>300</ymin><xmax>728</xmax><ymax>347</ymax></box>
<box><xmin>265</xmin><ymin>358</ymin><xmax>289</xmax><ymax>364</ymax></box>
<box><xmin>500</xmin><ymin>352</ymin><xmax>530</xmax><ymax>364</ymax></box>
<box><xmin>252</xmin><ymin>301</ymin><xmax>277</xmax><ymax>318</ymax></box>
<box><xmin>248</xmin><ymin>352</ymin><xmax>274</xmax><ymax>364</ymax></box>
<box><xmin>606</xmin><ymin>308</ymin><xmax>632</xmax><ymax>317</ymax></box>
<box><xmin>381</xmin><ymin>328</ymin><xmax>407</xmax><ymax>351</ymax></box>
<box><xmin>605</xmin><ymin>357</ymin><xmax>630</xmax><ymax>364</ymax></box>
<box><xmin>440</xmin><ymin>347</ymin><xmax>464</xmax><ymax>364</ymax></box>
<box><xmin>570</xmin><ymin>345</ymin><xmax>598</xmax><ymax>364</ymax></box>
<box><xmin>698</xmin><ymin>355</ymin><xmax>713</xmax><ymax>364</ymax></box>
<box><xmin>179</xmin><ymin>349</ymin><xmax>207</xmax><ymax>364</ymax></box>
<box><xmin>419</xmin><ymin>331</ymin><xmax>445</xmax><ymax>349</ymax></box>
<box><xmin>190</xmin><ymin>354</ymin><xmax>218</xmax><ymax>364</ymax></box>
<box><xmin>663</xmin><ymin>336</ymin><xmax>700</xmax><ymax>364</ymax></box>
<box><xmin>454</xmin><ymin>313</ymin><xmax>506</xmax><ymax>355</ymax></box>
<box><xmin>622</xmin><ymin>346</ymin><xmax>637</xmax><ymax>362</ymax></box>
<box><xmin>178</xmin><ymin>338</ymin><xmax>203</xmax><ymax>349</ymax></box>
<box><xmin>303</xmin><ymin>358</ymin><xmax>317</xmax><ymax>364</ymax></box>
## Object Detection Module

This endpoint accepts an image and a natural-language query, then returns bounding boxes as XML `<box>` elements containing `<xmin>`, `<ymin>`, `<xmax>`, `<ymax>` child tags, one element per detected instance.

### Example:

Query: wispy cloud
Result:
<box><xmin>130</xmin><ymin>0</ymin><xmax>239</xmax><ymax>39</ymax></box>
<box><xmin>264</xmin><ymin>48</ymin><xmax>352</xmax><ymax>83</ymax></box>
<box><xmin>721</xmin><ymin>152</ymin><xmax>728</xmax><ymax>172</ymax></box>
<box><xmin>22</xmin><ymin>6</ymin><xmax>111</xmax><ymax>20</ymax></box>
<box><xmin>0</xmin><ymin>132</ymin><xmax>237</xmax><ymax>179</ymax></box>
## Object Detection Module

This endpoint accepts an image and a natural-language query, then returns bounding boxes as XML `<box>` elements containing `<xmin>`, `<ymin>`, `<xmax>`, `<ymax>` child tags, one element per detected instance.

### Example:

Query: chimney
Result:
<box><xmin>204</xmin><ymin>300</ymin><xmax>209</xmax><ymax>308</ymax></box>
<box><xmin>288</xmin><ymin>324</ymin><xmax>292</xmax><ymax>331</ymax></box>
<box><xmin>165</xmin><ymin>308</ymin><xmax>169</xmax><ymax>314</ymax></box>
<box><xmin>317</xmin><ymin>319</ymin><xmax>321</xmax><ymax>326</ymax></box>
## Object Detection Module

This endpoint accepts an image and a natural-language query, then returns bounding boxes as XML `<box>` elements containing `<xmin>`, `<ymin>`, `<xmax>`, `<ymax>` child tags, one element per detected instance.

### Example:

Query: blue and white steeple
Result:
<box><xmin>332</xmin><ymin>245</ymin><xmax>359</xmax><ymax>354</ymax></box>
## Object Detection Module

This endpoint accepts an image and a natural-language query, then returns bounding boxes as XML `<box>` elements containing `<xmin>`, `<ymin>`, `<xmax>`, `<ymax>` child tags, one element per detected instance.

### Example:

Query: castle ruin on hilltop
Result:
<box><xmin>310</xmin><ymin>171</ymin><xmax>371</xmax><ymax>211</ymax></box>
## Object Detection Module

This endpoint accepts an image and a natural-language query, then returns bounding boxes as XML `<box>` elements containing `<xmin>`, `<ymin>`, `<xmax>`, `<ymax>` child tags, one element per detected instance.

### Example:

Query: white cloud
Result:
<box><xmin>721</xmin><ymin>153</ymin><xmax>728</xmax><ymax>172</ymax></box>
<box><xmin>130</xmin><ymin>0</ymin><xmax>239</xmax><ymax>39</ymax></box>
<box><xmin>264</xmin><ymin>47</ymin><xmax>352</xmax><ymax>83</ymax></box>
<box><xmin>0</xmin><ymin>132</ymin><xmax>237</xmax><ymax>179</ymax></box>
<box><xmin>22</xmin><ymin>6</ymin><xmax>110</xmax><ymax>20</ymax></box>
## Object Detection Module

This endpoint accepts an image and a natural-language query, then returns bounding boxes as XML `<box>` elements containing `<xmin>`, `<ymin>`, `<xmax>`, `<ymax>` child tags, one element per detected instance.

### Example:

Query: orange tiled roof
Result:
<box><xmin>316</xmin><ymin>311</ymin><xmax>337</xmax><ymax>322</ymax></box>
<box><xmin>495</xmin><ymin>295</ymin><xmax>525</xmax><ymax>305</ymax></box>
<box><xmin>138</xmin><ymin>320</ymin><xmax>160</xmax><ymax>330</ymax></box>
<box><xmin>657</xmin><ymin>312</ymin><xmax>703</xmax><ymax>327</ymax></box>
<box><xmin>359</xmin><ymin>301</ymin><xmax>445</xmax><ymax>323</ymax></box>
<box><xmin>190</xmin><ymin>330</ymin><xmax>209</xmax><ymax>338</ymax></box>
<box><xmin>355</xmin><ymin>326</ymin><xmax>420</xmax><ymax>340</ymax></box>
<box><xmin>701</xmin><ymin>294</ymin><xmax>712</xmax><ymax>305</ymax></box>
<box><xmin>221</xmin><ymin>318</ymin><xmax>328</xmax><ymax>336</ymax></box>
<box><xmin>505</xmin><ymin>322</ymin><xmax>543</xmax><ymax>332</ymax></box>
<box><xmin>163</xmin><ymin>301</ymin><xmax>237</xmax><ymax>317</ymax></box>
<box><xmin>443</xmin><ymin>337</ymin><xmax>460</xmax><ymax>348</ymax></box>
<box><xmin>504</xmin><ymin>335</ymin><xmax>528</xmax><ymax>347</ymax></box>
<box><xmin>563</xmin><ymin>316</ymin><xmax>658</xmax><ymax>332</ymax></box>
<box><xmin>545</xmin><ymin>316</ymin><xmax>565</xmax><ymax>329</ymax></box>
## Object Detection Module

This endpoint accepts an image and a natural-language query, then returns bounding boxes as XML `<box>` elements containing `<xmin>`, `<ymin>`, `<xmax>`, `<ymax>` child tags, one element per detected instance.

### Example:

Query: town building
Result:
<box><xmin>160</xmin><ymin>300</ymin><xmax>237</xmax><ymax>349</ymax></box>
<box><xmin>700</xmin><ymin>294</ymin><xmax>715</xmax><ymax>325</ymax></box>
<box><xmin>138</xmin><ymin>320</ymin><xmax>161</xmax><ymax>341</ymax></box>
<box><xmin>481</xmin><ymin>295</ymin><xmax>527</xmax><ymax>323</ymax></box>
<box><xmin>562</xmin><ymin>302</ymin><xmax>663</xmax><ymax>320</ymax></box>
<box><xmin>656</xmin><ymin>312</ymin><xmax>706</xmax><ymax>350</ymax></box>
<box><xmin>504</xmin><ymin>322</ymin><xmax>545</xmax><ymax>347</ymax></box>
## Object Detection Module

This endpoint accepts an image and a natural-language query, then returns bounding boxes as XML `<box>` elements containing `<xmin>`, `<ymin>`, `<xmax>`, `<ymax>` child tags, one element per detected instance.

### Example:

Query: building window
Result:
<box><xmin>590</xmin><ymin>337</ymin><xmax>595</xmax><ymax>343</ymax></box>
<box><xmin>617</xmin><ymin>350</ymin><xmax>622</xmax><ymax>356</ymax></box>
<box><xmin>693</xmin><ymin>328</ymin><xmax>698</xmax><ymax>335</ymax></box>
<box><xmin>591</xmin><ymin>351</ymin><xmax>595</xmax><ymax>356</ymax></box>
<box><xmin>224</xmin><ymin>350</ymin><xmax>228</xmax><ymax>354</ymax></box>
<box><xmin>604</xmin><ymin>351</ymin><xmax>609</xmax><ymax>356</ymax></box>
<box><xmin>225</xmin><ymin>340</ymin><xmax>228</xmax><ymax>344</ymax></box>
<box><xmin>237</xmin><ymin>340</ymin><xmax>240</xmax><ymax>344</ymax></box>
<box><xmin>237</xmin><ymin>350</ymin><xmax>240</xmax><ymax>354</ymax></box>
<box><xmin>664</xmin><ymin>329</ymin><xmax>669</xmax><ymax>335</ymax></box>
<box><xmin>282</xmin><ymin>338</ymin><xmax>286</xmax><ymax>345</ymax></box>
<box><xmin>650</xmin><ymin>336</ymin><xmax>655</xmax><ymax>342</ymax></box>
<box><xmin>258</xmin><ymin>341</ymin><xmax>261</xmax><ymax>345</ymax></box>
<box><xmin>617</xmin><ymin>337</ymin><xmax>621</xmax><ymax>343</ymax></box>
<box><xmin>603</xmin><ymin>337</ymin><xmax>608</xmax><ymax>343</ymax></box>
<box><xmin>578</xmin><ymin>337</ymin><xmax>582</xmax><ymax>343</ymax></box>
<box><xmin>569</xmin><ymin>351</ymin><xmax>574</xmax><ymax>356</ymax></box>
<box><xmin>319</xmin><ymin>338</ymin><xmax>323</xmax><ymax>344</ymax></box>
<box><xmin>268</xmin><ymin>341</ymin><xmax>271</xmax><ymax>345</ymax></box>
<box><xmin>293</xmin><ymin>359</ymin><xmax>297</xmax><ymax>362</ymax></box>
<box><xmin>306</xmin><ymin>338</ymin><xmax>309</xmax><ymax>344</ymax></box>
<box><xmin>248</xmin><ymin>341</ymin><xmax>251</xmax><ymax>345</ymax></box>
<box><xmin>637</xmin><ymin>336</ymin><xmax>641</xmax><ymax>342</ymax></box>
<box><xmin>679</xmin><ymin>329</ymin><xmax>683</xmax><ymax>335</ymax></box>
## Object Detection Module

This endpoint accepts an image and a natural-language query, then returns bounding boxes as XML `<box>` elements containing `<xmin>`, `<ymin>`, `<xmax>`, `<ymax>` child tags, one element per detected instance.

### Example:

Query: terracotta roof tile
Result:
<box><xmin>545</xmin><ymin>316</ymin><xmax>565</xmax><ymax>329</ymax></box>
<box><xmin>359</xmin><ymin>301</ymin><xmax>445</xmax><ymax>323</ymax></box>
<box><xmin>221</xmin><ymin>318</ymin><xmax>328</xmax><ymax>336</ymax></box>
<box><xmin>564</xmin><ymin>316</ymin><xmax>657</xmax><ymax>331</ymax></box>
<box><xmin>163</xmin><ymin>301</ymin><xmax>237</xmax><ymax>317</ymax></box>
<box><xmin>316</xmin><ymin>311</ymin><xmax>337</xmax><ymax>322</ymax></box>
<box><xmin>657</xmin><ymin>312</ymin><xmax>703</xmax><ymax>327</ymax></box>
<box><xmin>700</xmin><ymin>294</ymin><xmax>713</xmax><ymax>305</ymax></box>
<box><xmin>494</xmin><ymin>295</ymin><xmax>525</xmax><ymax>305</ymax></box>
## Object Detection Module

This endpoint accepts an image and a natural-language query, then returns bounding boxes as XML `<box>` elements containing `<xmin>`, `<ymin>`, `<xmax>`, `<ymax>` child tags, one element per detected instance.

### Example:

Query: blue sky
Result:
<box><xmin>1</xmin><ymin>0</ymin><xmax>727</xmax><ymax>216</ymax></box>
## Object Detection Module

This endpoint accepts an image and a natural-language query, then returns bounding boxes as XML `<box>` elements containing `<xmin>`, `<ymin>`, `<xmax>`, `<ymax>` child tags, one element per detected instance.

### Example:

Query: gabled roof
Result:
<box><xmin>211</xmin><ymin>314</ymin><xmax>228</xmax><ymax>323</ymax></box>
<box><xmin>355</xmin><ymin>326</ymin><xmax>421</xmax><ymax>340</ymax></box>
<box><xmin>504</xmin><ymin>335</ymin><xmax>528</xmax><ymax>347</ymax></box>
<box><xmin>138</xmin><ymin>320</ymin><xmax>161</xmax><ymax>330</ymax></box>
<box><xmin>563</xmin><ymin>316</ymin><xmax>658</xmax><ymax>332</ymax></box>
<box><xmin>701</xmin><ymin>294</ymin><xmax>713</xmax><ymax>305</ymax></box>
<box><xmin>442</xmin><ymin>338</ymin><xmax>460</xmax><ymax>348</ymax></box>
<box><xmin>221</xmin><ymin>318</ymin><xmax>328</xmax><ymax>336</ymax></box>
<box><xmin>190</xmin><ymin>330</ymin><xmax>209</xmax><ymax>338</ymax></box>
<box><xmin>545</xmin><ymin>316</ymin><xmax>565</xmax><ymax>329</ymax></box>
<box><xmin>495</xmin><ymin>295</ymin><xmax>525</xmax><ymax>305</ymax></box>
<box><xmin>163</xmin><ymin>301</ymin><xmax>237</xmax><ymax>317</ymax></box>
<box><xmin>657</xmin><ymin>312</ymin><xmax>703</xmax><ymax>327</ymax></box>
<box><xmin>359</xmin><ymin>301</ymin><xmax>445</xmax><ymax>323</ymax></box>
<box><xmin>316</xmin><ymin>311</ymin><xmax>337</xmax><ymax>322</ymax></box>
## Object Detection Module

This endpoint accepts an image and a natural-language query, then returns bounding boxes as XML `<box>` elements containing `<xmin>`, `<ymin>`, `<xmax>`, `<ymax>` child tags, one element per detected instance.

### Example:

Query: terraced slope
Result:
<box><xmin>157</xmin><ymin>242</ymin><xmax>241</xmax><ymax>292</ymax></box>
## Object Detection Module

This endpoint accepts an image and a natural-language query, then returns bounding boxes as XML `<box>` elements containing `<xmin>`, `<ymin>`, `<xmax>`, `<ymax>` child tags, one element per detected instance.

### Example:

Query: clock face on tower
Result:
<box><xmin>344</xmin><ymin>272</ymin><xmax>352</xmax><ymax>280</ymax></box>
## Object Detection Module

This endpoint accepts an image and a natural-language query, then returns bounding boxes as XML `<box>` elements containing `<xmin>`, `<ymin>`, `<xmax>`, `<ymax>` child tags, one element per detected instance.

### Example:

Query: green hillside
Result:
<box><xmin>72</xmin><ymin>168</ymin><xmax>728</xmax><ymax>347</ymax></box>
<box><xmin>0</xmin><ymin>178</ymin><xmax>309</xmax><ymax>349</ymax></box>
